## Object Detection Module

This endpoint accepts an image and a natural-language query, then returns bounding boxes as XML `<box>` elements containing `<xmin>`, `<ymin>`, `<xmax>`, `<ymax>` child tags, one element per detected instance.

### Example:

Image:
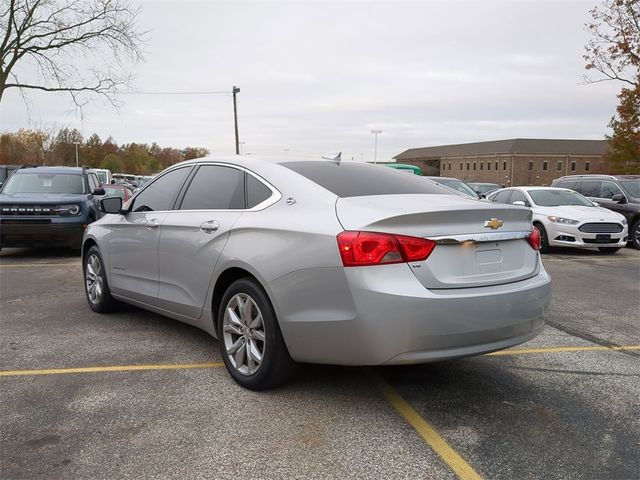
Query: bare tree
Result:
<box><xmin>584</xmin><ymin>0</ymin><xmax>640</xmax><ymax>87</ymax></box>
<box><xmin>0</xmin><ymin>0</ymin><xmax>145</xmax><ymax>114</ymax></box>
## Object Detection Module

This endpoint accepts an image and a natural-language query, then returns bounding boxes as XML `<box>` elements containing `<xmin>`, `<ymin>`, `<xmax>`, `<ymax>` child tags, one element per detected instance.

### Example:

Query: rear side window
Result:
<box><xmin>282</xmin><ymin>161</ymin><xmax>451</xmax><ymax>197</ymax></box>
<box><xmin>180</xmin><ymin>165</ymin><xmax>245</xmax><ymax>210</ymax></box>
<box><xmin>131</xmin><ymin>167</ymin><xmax>191</xmax><ymax>212</ymax></box>
<box><xmin>246</xmin><ymin>174</ymin><xmax>273</xmax><ymax>208</ymax></box>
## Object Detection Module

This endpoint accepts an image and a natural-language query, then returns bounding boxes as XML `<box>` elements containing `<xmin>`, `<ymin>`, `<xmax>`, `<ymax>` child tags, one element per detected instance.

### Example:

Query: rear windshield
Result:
<box><xmin>436</xmin><ymin>178</ymin><xmax>479</xmax><ymax>199</ymax></box>
<box><xmin>529</xmin><ymin>189</ymin><xmax>593</xmax><ymax>207</ymax></box>
<box><xmin>620</xmin><ymin>180</ymin><xmax>640</xmax><ymax>198</ymax></box>
<box><xmin>2</xmin><ymin>172</ymin><xmax>86</xmax><ymax>194</ymax></box>
<box><xmin>282</xmin><ymin>161</ymin><xmax>452</xmax><ymax>197</ymax></box>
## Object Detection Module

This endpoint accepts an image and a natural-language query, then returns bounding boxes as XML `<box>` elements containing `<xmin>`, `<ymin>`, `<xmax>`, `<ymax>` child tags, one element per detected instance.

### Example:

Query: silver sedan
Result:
<box><xmin>83</xmin><ymin>157</ymin><xmax>551</xmax><ymax>389</ymax></box>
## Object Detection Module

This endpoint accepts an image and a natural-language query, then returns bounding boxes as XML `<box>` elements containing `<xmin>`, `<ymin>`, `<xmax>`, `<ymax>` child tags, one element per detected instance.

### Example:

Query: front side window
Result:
<box><xmin>131</xmin><ymin>167</ymin><xmax>191</xmax><ymax>212</ymax></box>
<box><xmin>577</xmin><ymin>180</ymin><xmax>601</xmax><ymax>197</ymax></box>
<box><xmin>598</xmin><ymin>181</ymin><xmax>622</xmax><ymax>199</ymax></box>
<box><xmin>2</xmin><ymin>173</ymin><xmax>85</xmax><ymax>194</ymax></box>
<box><xmin>492</xmin><ymin>190</ymin><xmax>512</xmax><ymax>204</ymax></box>
<box><xmin>620</xmin><ymin>180</ymin><xmax>640</xmax><ymax>198</ymax></box>
<box><xmin>180</xmin><ymin>165</ymin><xmax>245</xmax><ymax>210</ymax></box>
<box><xmin>509</xmin><ymin>190</ymin><xmax>529</xmax><ymax>206</ymax></box>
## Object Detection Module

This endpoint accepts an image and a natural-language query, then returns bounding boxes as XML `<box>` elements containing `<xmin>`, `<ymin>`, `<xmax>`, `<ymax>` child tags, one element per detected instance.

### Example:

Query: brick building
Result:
<box><xmin>394</xmin><ymin>139</ymin><xmax>609</xmax><ymax>186</ymax></box>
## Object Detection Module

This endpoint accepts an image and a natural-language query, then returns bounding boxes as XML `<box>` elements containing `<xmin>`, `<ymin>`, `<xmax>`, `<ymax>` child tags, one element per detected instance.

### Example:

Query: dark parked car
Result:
<box><xmin>551</xmin><ymin>175</ymin><xmax>640</xmax><ymax>249</ymax></box>
<box><xmin>0</xmin><ymin>166</ymin><xmax>105</xmax><ymax>250</ymax></box>
<box><xmin>468</xmin><ymin>182</ymin><xmax>503</xmax><ymax>197</ymax></box>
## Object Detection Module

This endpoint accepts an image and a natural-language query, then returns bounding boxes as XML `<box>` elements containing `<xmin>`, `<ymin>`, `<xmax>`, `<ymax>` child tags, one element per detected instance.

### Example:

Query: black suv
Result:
<box><xmin>0</xmin><ymin>166</ymin><xmax>105</xmax><ymax>250</ymax></box>
<box><xmin>551</xmin><ymin>174</ymin><xmax>640</xmax><ymax>249</ymax></box>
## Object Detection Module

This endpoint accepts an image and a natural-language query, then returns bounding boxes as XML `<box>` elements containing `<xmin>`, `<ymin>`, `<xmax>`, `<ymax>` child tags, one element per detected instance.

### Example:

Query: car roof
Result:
<box><xmin>554</xmin><ymin>174</ymin><xmax>640</xmax><ymax>180</ymax></box>
<box><xmin>468</xmin><ymin>182</ymin><xmax>500</xmax><ymax>186</ymax></box>
<box><xmin>497</xmin><ymin>186</ymin><xmax>574</xmax><ymax>193</ymax></box>
<box><xmin>423</xmin><ymin>176</ymin><xmax>464</xmax><ymax>181</ymax></box>
<box><xmin>13</xmin><ymin>166</ymin><xmax>90</xmax><ymax>175</ymax></box>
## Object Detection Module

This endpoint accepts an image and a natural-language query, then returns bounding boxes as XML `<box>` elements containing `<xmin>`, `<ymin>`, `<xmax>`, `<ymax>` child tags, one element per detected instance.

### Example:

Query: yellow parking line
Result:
<box><xmin>0</xmin><ymin>263</ymin><xmax>80</xmax><ymax>268</ymax></box>
<box><xmin>486</xmin><ymin>345</ymin><xmax>640</xmax><ymax>356</ymax></box>
<box><xmin>0</xmin><ymin>362</ymin><xmax>224</xmax><ymax>377</ymax></box>
<box><xmin>368</xmin><ymin>371</ymin><xmax>483</xmax><ymax>480</ymax></box>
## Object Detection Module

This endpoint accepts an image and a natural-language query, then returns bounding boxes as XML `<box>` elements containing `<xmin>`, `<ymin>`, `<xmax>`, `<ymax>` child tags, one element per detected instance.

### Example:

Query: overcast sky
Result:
<box><xmin>0</xmin><ymin>0</ymin><xmax>622</xmax><ymax>162</ymax></box>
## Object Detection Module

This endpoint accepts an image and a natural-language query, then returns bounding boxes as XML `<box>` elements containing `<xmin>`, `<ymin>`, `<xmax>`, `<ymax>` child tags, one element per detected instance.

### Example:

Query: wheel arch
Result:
<box><xmin>211</xmin><ymin>267</ymin><xmax>262</xmax><ymax>337</ymax></box>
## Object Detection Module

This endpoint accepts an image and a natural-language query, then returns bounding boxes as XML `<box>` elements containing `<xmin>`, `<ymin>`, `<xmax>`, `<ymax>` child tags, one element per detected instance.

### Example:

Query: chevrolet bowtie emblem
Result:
<box><xmin>484</xmin><ymin>218</ymin><xmax>504</xmax><ymax>230</ymax></box>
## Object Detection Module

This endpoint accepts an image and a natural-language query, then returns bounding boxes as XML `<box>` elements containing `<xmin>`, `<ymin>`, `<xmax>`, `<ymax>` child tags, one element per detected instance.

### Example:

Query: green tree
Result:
<box><xmin>584</xmin><ymin>0</ymin><xmax>639</xmax><ymax>171</ymax></box>
<box><xmin>101</xmin><ymin>154</ymin><xmax>123</xmax><ymax>173</ymax></box>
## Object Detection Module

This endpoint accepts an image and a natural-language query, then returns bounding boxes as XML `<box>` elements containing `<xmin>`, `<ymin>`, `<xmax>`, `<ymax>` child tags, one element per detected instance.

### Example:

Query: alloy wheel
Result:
<box><xmin>222</xmin><ymin>293</ymin><xmax>266</xmax><ymax>376</ymax></box>
<box><xmin>85</xmin><ymin>254</ymin><xmax>104</xmax><ymax>304</ymax></box>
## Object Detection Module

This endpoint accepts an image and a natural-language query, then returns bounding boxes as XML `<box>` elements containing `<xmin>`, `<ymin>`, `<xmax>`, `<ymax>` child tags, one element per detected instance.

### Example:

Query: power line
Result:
<box><xmin>121</xmin><ymin>90</ymin><xmax>231</xmax><ymax>95</ymax></box>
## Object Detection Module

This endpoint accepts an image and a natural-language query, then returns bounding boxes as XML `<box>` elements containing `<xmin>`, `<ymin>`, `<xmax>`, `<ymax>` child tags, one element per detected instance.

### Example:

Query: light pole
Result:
<box><xmin>73</xmin><ymin>142</ymin><xmax>80</xmax><ymax>167</ymax></box>
<box><xmin>370</xmin><ymin>130</ymin><xmax>382</xmax><ymax>164</ymax></box>
<box><xmin>232</xmin><ymin>85</ymin><xmax>240</xmax><ymax>154</ymax></box>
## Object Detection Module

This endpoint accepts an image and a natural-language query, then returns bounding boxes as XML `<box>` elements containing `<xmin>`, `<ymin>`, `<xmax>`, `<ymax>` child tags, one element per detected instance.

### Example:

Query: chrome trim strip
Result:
<box><xmin>430</xmin><ymin>231</ymin><xmax>531</xmax><ymax>244</ymax></box>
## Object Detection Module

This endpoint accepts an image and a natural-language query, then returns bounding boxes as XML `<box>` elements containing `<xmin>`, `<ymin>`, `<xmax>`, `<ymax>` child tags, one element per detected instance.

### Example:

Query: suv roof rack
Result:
<box><xmin>555</xmin><ymin>174</ymin><xmax>618</xmax><ymax>180</ymax></box>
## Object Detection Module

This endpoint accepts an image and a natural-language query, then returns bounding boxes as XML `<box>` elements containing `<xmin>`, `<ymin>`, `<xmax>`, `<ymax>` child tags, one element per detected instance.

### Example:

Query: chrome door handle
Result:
<box><xmin>145</xmin><ymin>218</ymin><xmax>160</xmax><ymax>229</ymax></box>
<box><xmin>200</xmin><ymin>220</ymin><xmax>219</xmax><ymax>234</ymax></box>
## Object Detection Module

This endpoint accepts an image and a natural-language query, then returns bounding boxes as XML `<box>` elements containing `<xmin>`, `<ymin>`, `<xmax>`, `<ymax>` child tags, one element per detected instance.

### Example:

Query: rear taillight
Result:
<box><xmin>527</xmin><ymin>228</ymin><xmax>541</xmax><ymax>251</ymax></box>
<box><xmin>337</xmin><ymin>231</ymin><xmax>436</xmax><ymax>267</ymax></box>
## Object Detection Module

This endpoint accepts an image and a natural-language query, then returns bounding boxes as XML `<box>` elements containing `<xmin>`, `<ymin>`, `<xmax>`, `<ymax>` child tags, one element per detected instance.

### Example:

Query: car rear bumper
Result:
<box><xmin>268</xmin><ymin>262</ymin><xmax>551</xmax><ymax>366</ymax></box>
<box><xmin>546</xmin><ymin>222</ymin><xmax>628</xmax><ymax>248</ymax></box>
<box><xmin>0</xmin><ymin>219</ymin><xmax>86</xmax><ymax>248</ymax></box>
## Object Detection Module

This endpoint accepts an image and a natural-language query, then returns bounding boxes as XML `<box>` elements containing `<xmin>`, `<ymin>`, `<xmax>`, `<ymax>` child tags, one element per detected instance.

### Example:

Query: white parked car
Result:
<box><xmin>487</xmin><ymin>187</ymin><xmax>628</xmax><ymax>253</ymax></box>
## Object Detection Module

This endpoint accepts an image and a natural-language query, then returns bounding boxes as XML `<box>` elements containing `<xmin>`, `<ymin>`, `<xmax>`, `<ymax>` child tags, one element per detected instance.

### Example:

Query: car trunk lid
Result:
<box><xmin>336</xmin><ymin>194</ymin><xmax>539</xmax><ymax>289</ymax></box>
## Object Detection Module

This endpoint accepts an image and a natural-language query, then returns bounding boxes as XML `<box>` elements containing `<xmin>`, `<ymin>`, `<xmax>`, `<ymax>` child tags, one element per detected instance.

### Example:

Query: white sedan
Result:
<box><xmin>487</xmin><ymin>186</ymin><xmax>628</xmax><ymax>253</ymax></box>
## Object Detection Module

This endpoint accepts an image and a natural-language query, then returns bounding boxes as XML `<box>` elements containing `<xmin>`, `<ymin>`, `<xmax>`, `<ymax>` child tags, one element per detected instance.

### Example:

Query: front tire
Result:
<box><xmin>218</xmin><ymin>278</ymin><xmax>295</xmax><ymax>390</ymax></box>
<box><xmin>534</xmin><ymin>223</ymin><xmax>550</xmax><ymax>253</ymax></box>
<box><xmin>598</xmin><ymin>247</ymin><xmax>621</xmax><ymax>254</ymax></box>
<box><xmin>83</xmin><ymin>246</ymin><xmax>118</xmax><ymax>313</ymax></box>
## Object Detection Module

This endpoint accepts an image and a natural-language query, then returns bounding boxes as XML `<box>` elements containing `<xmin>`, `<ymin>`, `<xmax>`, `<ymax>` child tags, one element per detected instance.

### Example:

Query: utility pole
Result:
<box><xmin>232</xmin><ymin>86</ymin><xmax>240</xmax><ymax>154</ymax></box>
<box><xmin>73</xmin><ymin>142</ymin><xmax>80</xmax><ymax>167</ymax></box>
<box><xmin>370</xmin><ymin>130</ymin><xmax>382</xmax><ymax>164</ymax></box>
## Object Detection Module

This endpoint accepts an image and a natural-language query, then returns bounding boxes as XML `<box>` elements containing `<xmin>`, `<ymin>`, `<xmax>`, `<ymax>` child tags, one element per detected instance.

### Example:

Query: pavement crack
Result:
<box><xmin>546</xmin><ymin>320</ymin><xmax>640</xmax><ymax>359</ymax></box>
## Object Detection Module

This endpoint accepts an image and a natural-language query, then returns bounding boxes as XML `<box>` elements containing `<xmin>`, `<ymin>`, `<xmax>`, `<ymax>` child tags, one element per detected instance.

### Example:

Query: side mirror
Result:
<box><xmin>611</xmin><ymin>193</ymin><xmax>626</xmax><ymax>203</ymax></box>
<box><xmin>93</xmin><ymin>187</ymin><xmax>106</xmax><ymax>196</ymax></box>
<box><xmin>100</xmin><ymin>196</ymin><xmax>122</xmax><ymax>214</ymax></box>
<box><xmin>512</xmin><ymin>200</ymin><xmax>526</xmax><ymax>206</ymax></box>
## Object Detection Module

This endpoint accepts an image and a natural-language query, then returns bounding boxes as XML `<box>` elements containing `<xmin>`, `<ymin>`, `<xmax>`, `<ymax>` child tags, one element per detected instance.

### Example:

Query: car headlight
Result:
<box><xmin>547</xmin><ymin>216</ymin><xmax>579</xmax><ymax>225</ymax></box>
<box><xmin>57</xmin><ymin>204</ymin><xmax>81</xmax><ymax>215</ymax></box>
<box><xmin>621</xmin><ymin>217</ymin><xmax>627</xmax><ymax>225</ymax></box>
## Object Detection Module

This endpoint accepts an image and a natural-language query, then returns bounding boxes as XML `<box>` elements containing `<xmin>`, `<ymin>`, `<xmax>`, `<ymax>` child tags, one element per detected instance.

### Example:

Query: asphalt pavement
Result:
<box><xmin>1</xmin><ymin>246</ymin><xmax>638</xmax><ymax>480</ymax></box>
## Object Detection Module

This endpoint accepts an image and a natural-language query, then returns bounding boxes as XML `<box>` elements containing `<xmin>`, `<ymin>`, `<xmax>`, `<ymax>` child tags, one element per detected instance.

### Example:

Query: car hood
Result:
<box><xmin>533</xmin><ymin>205</ymin><xmax>623</xmax><ymax>221</ymax></box>
<box><xmin>0</xmin><ymin>193</ymin><xmax>86</xmax><ymax>203</ymax></box>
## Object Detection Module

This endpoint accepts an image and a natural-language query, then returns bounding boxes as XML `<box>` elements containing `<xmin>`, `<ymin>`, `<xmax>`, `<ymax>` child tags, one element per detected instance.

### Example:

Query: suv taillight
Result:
<box><xmin>337</xmin><ymin>231</ymin><xmax>436</xmax><ymax>267</ymax></box>
<box><xmin>527</xmin><ymin>228</ymin><xmax>541</xmax><ymax>251</ymax></box>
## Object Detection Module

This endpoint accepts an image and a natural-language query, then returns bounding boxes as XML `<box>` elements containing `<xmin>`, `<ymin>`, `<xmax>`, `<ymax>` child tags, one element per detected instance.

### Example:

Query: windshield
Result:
<box><xmin>437</xmin><ymin>179</ymin><xmax>480</xmax><ymax>199</ymax></box>
<box><xmin>529</xmin><ymin>189</ymin><xmax>593</xmax><ymax>207</ymax></box>
<box><xmin>2</xmin><ymin>173</ymin><xmax>86</xmax><ymax>194</ymax></box>
<box><xmin>620</xmin><ymin>180</ymin><xmax>640</xmax><ymax>198</ymax></box>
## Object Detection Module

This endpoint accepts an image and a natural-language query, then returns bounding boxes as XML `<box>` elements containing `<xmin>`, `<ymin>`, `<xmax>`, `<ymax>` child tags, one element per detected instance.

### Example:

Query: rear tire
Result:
<box><xmin>83</xmin><ymin>246</ymin><xmax>118</xmax><ymax>313</ymax></box>
<box><xmin>218</xmin><ymin>278</ymin><xmax>295</xmax><ymax>390</ymax></box>
<box><xmin>630</xmin><ymin>219</ymin><xmax>640</xmax><ymax>250</ymax></box>
<box><xmin>598</xmin><ymin>247</ymin><xmax>621</xmax><ymax>254</ymax></box>
<box><xmin>534</xmin><ymin>223</ymin><xmax>550</xmax><ymax>253</ymax></box>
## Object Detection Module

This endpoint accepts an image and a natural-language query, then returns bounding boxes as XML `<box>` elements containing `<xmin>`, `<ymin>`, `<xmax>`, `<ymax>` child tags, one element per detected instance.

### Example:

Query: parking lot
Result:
<box><xmin>1</xmin><ymin>247</ymin><xmax>639</xmax><ymax>480</ymax></box>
